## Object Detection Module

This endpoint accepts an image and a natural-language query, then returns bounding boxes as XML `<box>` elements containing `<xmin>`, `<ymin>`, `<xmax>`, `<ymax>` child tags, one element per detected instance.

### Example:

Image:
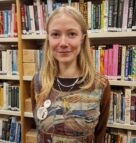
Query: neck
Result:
<box><xmin>58</xmin><ymin>62</ymin><xmax>81</xmax><ymax>78</ymax></box>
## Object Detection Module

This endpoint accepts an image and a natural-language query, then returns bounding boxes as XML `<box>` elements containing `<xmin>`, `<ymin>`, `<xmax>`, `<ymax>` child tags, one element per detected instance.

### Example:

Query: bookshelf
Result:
<box><xmin>0</xmin><ymin>0</ymin><xmax>136</xmax><ymax>142</ymax></box>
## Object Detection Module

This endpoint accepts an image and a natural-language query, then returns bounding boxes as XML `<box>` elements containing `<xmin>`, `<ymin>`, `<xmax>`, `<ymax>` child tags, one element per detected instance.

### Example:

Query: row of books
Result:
<box><xmin>88</xmin><ymin>0</ymin><xmax>136</xmax><ymax>32</ymax></box>
<box><xmin>104</xmin><ymin>129</ymin><xmax>136</xmax><ymax>143</ymax></box>
<box><xmin>0</xmin><ymin>49</ymin><xmax>18</xmax><ymax>76</ymax></box>
<box><xmin>0</xmin><ymin>117</ymin><xmax>21</xmax><ymax>143</ymax></box>
<box><xmin>21</xmin><ymin>0</ymin><xmax>136</xmax><ymax>34</ymax></box>
<box><xmin>0</xmin><ymin>4</ymin><xmax>17</xmax><ymax>38</ymax></box>
<box><xmin>91</xmin><ymin>44</ymin><xmax>136</xmax><ymax>81</ymax></box>
<box><xmin>108</xmin><ymin>87</ymin><xmax>136</xmax><ymax>125</ymax></box>
<box><xmin>0</xmin><ymin>82</ymin><xmax>20</xmax><ymax>111</ymax></box>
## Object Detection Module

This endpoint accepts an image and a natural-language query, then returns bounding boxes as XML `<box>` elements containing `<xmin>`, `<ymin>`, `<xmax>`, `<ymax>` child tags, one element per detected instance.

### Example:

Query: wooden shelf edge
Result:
<box><xmin>22</xmin><ymin>34</ymin><xmax>46</xmax><ymax>40</ymax></box>
<box><xmin>109</xmin><ymin>80</ymin><xmax>136</xmax><ymax>86</ymax></box>
<box><xmin>88</xmin><ymin>31</ymin><xmax>136</xmax><ymax>38</ymax></box>
<box><xmin>23</xmin><ymin>76</ymin><xmax>33</xmax><ymax>81</ymax></box>
<box><xmin>24</xmin><ymin>112</ymin><xmax>33</xmax><ymax>118</ymax></box>
<box><xmin>0</xmin><ymin>37</ymin><xmax>18</xmax><ymax>42</ymax></box>
<box><xmin>0</xmin><ymin>110</ymin><xmax>21</xmax><ymax>116</ymax></box>
<box><xmin>0</xmin><ymin>75</ymin><xmax>19</xmax><ymax>80</ymax></box>
<box><xmin>107</xmin><ymin>123</ymin><xmax>136</xmax><ymax>130</ymax></box>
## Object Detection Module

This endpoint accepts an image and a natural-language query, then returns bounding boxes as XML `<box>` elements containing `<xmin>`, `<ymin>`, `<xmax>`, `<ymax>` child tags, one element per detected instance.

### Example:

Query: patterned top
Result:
<box><xmin>31</xmin><ymin>74</ymin><xmax>111</xmax><ymax>143</ymax></box>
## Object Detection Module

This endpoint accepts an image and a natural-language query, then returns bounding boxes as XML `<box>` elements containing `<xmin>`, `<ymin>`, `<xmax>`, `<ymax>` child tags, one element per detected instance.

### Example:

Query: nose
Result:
<box><xmin>59</xmin><ymin>35</ymin><xmax>68</xmax><ymax>47</ymax></box>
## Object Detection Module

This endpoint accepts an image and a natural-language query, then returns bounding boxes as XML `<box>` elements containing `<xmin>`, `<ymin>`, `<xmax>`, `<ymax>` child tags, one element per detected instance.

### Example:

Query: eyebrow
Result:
<box><xmin>49</xmin><ymin>28</ymin><xmax>79</xmax><ymax>32</ymax></box>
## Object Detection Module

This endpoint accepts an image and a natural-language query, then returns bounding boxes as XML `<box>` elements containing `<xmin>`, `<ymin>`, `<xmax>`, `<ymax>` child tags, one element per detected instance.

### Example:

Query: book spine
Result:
<box><xmin>21</xmin><ymin>5</ymin><xmax>26</xmax><ymax>34</ymax></box>
<box><xmin>117</xmin><ymin>0</ymin><xmax>124</xmax><ymax>31</ymax></box>
<box><xmin>29</xmin><ymin>5</ymin><xmax>36</xmax><ymax>34</ymax></box>
<box><xmin>127</xmin><ymin>0</ymin><xmax>134</xmax><ymax>31</ymax></box>
<box><xmin>4</xmin><ymin>10</ymin><xmax>8</xmax><ymax>37</ymax></box>
<box><xmin>122</xmin><ymin>0</ymin><xmax>129</xmax><ymax>31</ymax></box>
<box><xmin>104</xmin><ymin>0</ymin><xmax>108</xmax><ymax>32</ymax></box>
<box><xmin>112</xmin><ymin>44</ymin><xmax>119</xmax><ymax>79</ymax></box>
<box><xmin>117</xmin><ymin>46</ymin><xmax>122</xmax><ymax>79</ymax></box>
<box><xmin>108</xmin><ymin>0</ymin><xmax>114</xmax><ymax>31</ymax></box>
<box><xmin>125</xmin><ymin>48</ymin><xmax>130</xmax><ymax>80</ymax></box>
<box><xmin>121</xmin><ymin>45</ymin><xmax>126</xmax><ymax>80</ymax></box>
<box><xmin>132</xmin><ymin>0</ymin><xmax>136</xmax><ymax>31</ymax></box>
<box><xmin>87</xmin><ymin>1</ymin><xmax>92</xmax><ymax>30</ymax></box>
<box><xmin>112</xmin><ymin>0</ymin><xmax>118</xmax><ymax>31</ymax></box>
<box><xmin>104</xmin><ymin>49</ymin><xmax>108</xmax><ymax>76</ymax></box>
<box><xmin>124</xmin><ymin>88</ymin><xmax>131</xmax><ymax>124</ymax></box>
<box><xmin>130</xmin><ymin>94</ymin><xmax>136</xmax><ymax>125</ymax></box>
<box><xmin>9</xmin><ymin>117</ymin><xmax>17</xmax><ymax>142</ymax></box>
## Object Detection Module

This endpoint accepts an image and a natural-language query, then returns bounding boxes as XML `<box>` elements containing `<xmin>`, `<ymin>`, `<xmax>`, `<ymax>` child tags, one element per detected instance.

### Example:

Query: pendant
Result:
<box><xmin>44</xmin><ymin>99</ymin><xmax>51</xmax><ymax>108</ymax></box>
<box><xmin>37</xmin><ymin>107</ymin><xmax>48</xmax><ymax>120</ymax></box>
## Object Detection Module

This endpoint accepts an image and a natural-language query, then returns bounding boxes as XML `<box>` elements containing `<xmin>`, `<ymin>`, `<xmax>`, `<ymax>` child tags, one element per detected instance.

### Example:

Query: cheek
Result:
<box><xmin>49</xmin><ymin>39</ymin><xmax>58</xmax><ymax>50</ymax></box>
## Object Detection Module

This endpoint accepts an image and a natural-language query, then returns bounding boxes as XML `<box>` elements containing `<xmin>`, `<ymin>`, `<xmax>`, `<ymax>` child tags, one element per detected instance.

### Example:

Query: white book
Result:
<box><xmin>2</xmin><ymin>50</ymin><xmax>7</xmax><ymax>74</ymax></box>
<box><xmin>87</xmin><ymin>1</ymin><xmax>91</xmax><ymax>30</ymax></box>
<box><xmin>122</xmin><ymin>0</ymin><xmax>129</xmax><ymax>31</ymax></box>
<box><xmin>47</xmin><ymin>0</ymin><xmax>53</xmax><ymax>16</ymax></box>
<box><xmin>3</xmin><ymin>82</ymin><xmax>9</xmax><ymax>110</ymax></box>
<box><xmin>29</xmin><ymin>5</ymin><xmax>36</xmax><ymax>34</ymax></box>
<box><xmin>7</xmin><ymin>49</ymin><xmax>12</xmax><ymax>75</ymax></box>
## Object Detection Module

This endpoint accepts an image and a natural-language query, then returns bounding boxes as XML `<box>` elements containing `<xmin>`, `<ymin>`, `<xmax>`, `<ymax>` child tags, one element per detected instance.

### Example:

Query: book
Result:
<box><xmin>9</xmin><ymin>117</ymin><xmax>17</xmax><ymax>142</ymax></box>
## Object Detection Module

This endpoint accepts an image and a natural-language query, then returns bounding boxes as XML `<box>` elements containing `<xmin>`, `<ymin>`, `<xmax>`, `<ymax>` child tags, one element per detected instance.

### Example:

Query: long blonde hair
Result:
<box><xmin>37</xmin><ymin>6</ymin><xmax>95</xmax><ymax>103</ymax></box>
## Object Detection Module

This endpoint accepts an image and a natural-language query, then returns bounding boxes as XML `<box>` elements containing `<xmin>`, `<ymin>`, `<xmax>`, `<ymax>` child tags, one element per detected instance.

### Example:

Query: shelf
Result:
<box><xmin>107</xmin><ymin>123</ymin><xmax>136</xmax><ymax>131</ymax></box>
<box><xmin>0</xmin><ymin>75</ymin><xmax>19</xmax><ymax>80</ymax></box>
<box><xmin>22</xmin><ymin>34</ymin><xmax>47</xmax><ymax>40</ymax></box>
<box><xmin>87</xmin><ymin>31</ymin><xmax>136</xmax><ymax>38</ymax></box>
<box><xmin>0</xmin><ymin>140</ymin><xmax>15</xmax><ymax>143</ymax></box>
<box><xmin>109</xmin><ymin>80</ymin><xmax>136</xmax><ymax>86</ymax></box>
<box><xmin>21</xmin><ymin>31</ymin><xmax>136</xmax><ymax>40</ymax></box>
<box><xmin>0</xmin><ymin>37</ymin><xmax>18</xmax><ymax>42</ymax></box>
<box><xmin>24</xmin><ymin>112</ymin><xmax>33</xmax><ymax>118</ymax></box>
<box><xmin>0</xmin><ymin>110</ymin><xmax>21</xmax><ymax>116</ymax></box>
<box><xmin>23</xmin><ymin>76</ymin><xmax>33</xmax><ymax>81</ymax></box>
<box><xmin>0</xmin><ymin>0</ymin><xmax>15</xmax><ymax>1</ymax></box>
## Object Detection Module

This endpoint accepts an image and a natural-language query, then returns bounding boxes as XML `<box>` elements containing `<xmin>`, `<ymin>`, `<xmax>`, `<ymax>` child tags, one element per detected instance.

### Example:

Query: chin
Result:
<box><xmin>57</xmin><ymin>58</ymin><xmax>73</xmax><ymax>63</ymax></box>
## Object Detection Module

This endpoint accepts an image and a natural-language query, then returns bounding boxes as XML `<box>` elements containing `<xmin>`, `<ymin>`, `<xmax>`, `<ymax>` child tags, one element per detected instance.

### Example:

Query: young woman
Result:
<box><xmin>31</xmin><ymin>6</ymin><xmax>111</xmax><ymax>143</ymax></box>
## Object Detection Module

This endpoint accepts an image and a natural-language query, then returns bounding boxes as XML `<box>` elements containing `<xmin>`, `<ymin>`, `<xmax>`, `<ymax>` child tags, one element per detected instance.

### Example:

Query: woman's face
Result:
<box><xmin>48</xmin><ymin>14</ymin><xmax>84</xmax><ymax>65</ymax></box>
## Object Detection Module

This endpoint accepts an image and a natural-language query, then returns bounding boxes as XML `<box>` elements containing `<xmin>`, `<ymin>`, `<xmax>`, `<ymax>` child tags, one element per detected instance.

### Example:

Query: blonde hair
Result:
<box><xmin>37</xmin><ymin>6</ymin><xmax>95</xmax><ymax>103</ymax></box>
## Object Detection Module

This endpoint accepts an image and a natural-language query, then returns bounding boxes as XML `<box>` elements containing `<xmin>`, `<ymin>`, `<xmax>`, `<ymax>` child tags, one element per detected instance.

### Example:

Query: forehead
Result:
<box><xmin>48</xmin><ymin>14</ymin><xmax>81</xmax><ymax>30</ymax></box>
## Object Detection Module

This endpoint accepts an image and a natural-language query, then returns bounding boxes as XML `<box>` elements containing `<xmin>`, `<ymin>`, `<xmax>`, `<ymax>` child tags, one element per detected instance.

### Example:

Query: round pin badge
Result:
<box><xmin>44</xmin><ymin>99</ymin><xmax>51</xmax><ymax>108</ymax></box>
<box><xmin>37</xmin><ymin>107</ymin><xmax>48</xmax><ymax>120</ymax></box>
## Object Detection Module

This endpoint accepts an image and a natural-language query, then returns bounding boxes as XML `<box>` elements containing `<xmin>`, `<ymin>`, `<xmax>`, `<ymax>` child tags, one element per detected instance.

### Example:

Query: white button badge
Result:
<box><xmin>37</xmin><ymin>107</ymin><xmax>48</xmax><ymax>120</ymax></box>
<box><xmin>44</xmin><ymin>99</ymin><xmax>51</xmax><ymax>108</ymax></box>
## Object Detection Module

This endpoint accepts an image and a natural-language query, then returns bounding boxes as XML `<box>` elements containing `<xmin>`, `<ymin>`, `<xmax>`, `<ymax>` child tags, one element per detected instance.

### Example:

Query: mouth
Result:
<box><xmin>57</xmin><ymin>51</ymin><xmax>71</xmax><ymax>53</ymax></box>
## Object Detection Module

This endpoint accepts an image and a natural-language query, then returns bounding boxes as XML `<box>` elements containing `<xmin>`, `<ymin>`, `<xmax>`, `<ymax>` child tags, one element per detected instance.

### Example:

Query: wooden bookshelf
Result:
<box><xmin>0</xmin><ymin>0</ymin><xmax>136</xmax><ymax>142</ymax></box>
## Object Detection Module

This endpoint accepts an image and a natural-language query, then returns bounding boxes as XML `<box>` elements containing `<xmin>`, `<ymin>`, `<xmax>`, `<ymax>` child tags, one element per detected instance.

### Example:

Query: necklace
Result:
<box><xmin>57</xmin><ymin>77</ymin><xmax>79</xmax><ymax>88</ymax></box>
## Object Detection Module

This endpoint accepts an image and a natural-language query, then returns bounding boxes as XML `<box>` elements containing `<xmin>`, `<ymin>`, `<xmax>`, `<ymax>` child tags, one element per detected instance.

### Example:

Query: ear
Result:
<box><xmin>81</xmin><ymin>34</ymin><xmax>86</xmax><ymax>43</ymax></box>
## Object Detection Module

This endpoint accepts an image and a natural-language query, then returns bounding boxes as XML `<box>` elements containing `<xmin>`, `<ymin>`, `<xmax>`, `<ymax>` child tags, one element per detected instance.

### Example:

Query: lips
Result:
<box><xmin>57</xmin><ymin>50</ymin><xmax>71</xmax><ymax>53</ymax></box>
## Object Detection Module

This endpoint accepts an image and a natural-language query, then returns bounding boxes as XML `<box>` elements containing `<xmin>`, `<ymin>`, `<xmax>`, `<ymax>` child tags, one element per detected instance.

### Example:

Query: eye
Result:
<box><xmin>68</xmin><ymin>32</ymin><xmax>77</xmax><ymax>38</ymax></box>
<box><xmin>50</xmin><ymin>32</ymin><xmax>60</xmax><ymax>38</ymax></box>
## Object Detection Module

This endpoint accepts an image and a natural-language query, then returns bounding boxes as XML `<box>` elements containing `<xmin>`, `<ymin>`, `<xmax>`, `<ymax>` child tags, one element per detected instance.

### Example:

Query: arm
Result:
<box><xmin>94</xmin><ymin>79</ymin><xmax>111</xmax><ymax>143</ymax></box>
